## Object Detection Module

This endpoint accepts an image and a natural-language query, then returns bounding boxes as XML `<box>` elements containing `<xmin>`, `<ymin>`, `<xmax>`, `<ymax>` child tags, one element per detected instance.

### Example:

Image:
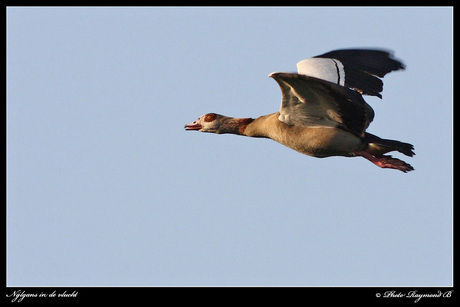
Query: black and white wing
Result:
<box><xmin>296</xmin><ymin>49</ymin><xmax>405</xmax><ymax>98</ymax></box>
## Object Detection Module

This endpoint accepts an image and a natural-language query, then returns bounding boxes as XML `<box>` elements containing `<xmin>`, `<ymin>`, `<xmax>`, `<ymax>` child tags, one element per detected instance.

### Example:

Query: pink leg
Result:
<box><xmin>354</xmin><ymin>151</ymin><xmax>414</xmax><ymax>173</ymax></box>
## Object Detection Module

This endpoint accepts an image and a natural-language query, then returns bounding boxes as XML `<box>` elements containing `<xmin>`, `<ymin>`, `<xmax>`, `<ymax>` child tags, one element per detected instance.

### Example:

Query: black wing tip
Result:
<box><xmin>316</xmin><ymin>47</ymin><xmax>406</xmax><ymax>74</ymax></box>
<box><xmin>315</xmin><ymin>48</ymin><xmax>405</xmax><ymax>98</ymax></box>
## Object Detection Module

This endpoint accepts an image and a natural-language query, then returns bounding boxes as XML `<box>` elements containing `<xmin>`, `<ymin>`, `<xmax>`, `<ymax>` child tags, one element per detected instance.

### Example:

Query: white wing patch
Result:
<box><xmin>296</xmin><ymin>58</ymin><xmax>345</xmax><ymax>86</ymax></box>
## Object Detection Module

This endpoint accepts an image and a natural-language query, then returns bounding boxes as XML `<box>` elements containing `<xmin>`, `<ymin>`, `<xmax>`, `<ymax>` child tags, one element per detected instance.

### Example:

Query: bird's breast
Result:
<box><xmin>270</xmin><ymin>121</ymin><xmax>363</xmax><ymax>157</ymax></box>
<box><xmin>243</xmin><ymin>113</ymin><xmax>363</xmax><ymax>157</ymax></box>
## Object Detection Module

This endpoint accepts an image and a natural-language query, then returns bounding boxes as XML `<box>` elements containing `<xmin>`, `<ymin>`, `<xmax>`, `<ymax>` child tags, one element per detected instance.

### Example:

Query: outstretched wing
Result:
<box><xmin>269</xmin><ymin>72</ymin><xmax>375</xmax><ymax>137</ymax></box>
<box><xmin>297</xmin><ymin>48</ymin><xmax>405</xmax><ymax>98</ymax></box>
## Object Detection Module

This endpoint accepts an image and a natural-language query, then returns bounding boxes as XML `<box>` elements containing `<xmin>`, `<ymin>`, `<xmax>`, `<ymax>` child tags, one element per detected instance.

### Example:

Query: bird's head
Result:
<box><xmin>184</xmin><ymin>113</ymin><xmax>229</xmax><ymax>134</ymax></box>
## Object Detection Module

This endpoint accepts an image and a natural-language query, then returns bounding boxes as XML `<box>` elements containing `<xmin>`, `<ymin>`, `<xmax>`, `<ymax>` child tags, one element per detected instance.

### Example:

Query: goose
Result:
<box><xmin>185</xmin><ymin>49</ymin><xmax>415</xmax><ymax>172</ymax></box>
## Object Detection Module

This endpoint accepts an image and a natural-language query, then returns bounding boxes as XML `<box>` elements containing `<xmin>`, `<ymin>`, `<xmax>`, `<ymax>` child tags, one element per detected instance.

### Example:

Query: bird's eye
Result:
<box><xmin>204</xmin><ymin>114</ymin><xmax>216</xmax><ymax>122</ymax></box>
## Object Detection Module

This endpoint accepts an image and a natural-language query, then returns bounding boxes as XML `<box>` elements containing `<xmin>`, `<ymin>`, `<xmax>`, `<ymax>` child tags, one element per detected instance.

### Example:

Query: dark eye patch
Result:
<box><xmin>204</xmin><ymin>113</ymin><xmax>216</xmax><ymax>122</ymax></box>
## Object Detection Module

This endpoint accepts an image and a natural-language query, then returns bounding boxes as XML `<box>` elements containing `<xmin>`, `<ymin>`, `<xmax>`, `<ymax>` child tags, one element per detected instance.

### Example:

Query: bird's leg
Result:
<box><xmin>354</xmin><ymin>151</ymin><xmax>414</xmax><ymax>173</ymax></box>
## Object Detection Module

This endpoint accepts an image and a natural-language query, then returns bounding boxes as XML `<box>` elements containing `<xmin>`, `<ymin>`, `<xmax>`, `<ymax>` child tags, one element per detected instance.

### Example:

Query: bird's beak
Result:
<box><xmin>184</xmin><ymin>119</ymin><xmax>202</xmax><ymax>131</ymax></box>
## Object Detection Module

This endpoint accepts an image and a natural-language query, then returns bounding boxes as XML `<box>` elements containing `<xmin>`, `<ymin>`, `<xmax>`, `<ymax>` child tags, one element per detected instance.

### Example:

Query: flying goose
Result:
<box><xmin>185</xmin><ymin>49</ymin><xmax>415</xmax><ymax>172</ymax></box>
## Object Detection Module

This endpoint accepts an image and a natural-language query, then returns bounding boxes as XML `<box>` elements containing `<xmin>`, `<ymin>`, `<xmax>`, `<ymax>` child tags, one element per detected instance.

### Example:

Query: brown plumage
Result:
<box><xmin>185</xmin><ymin>49</ymin><xmax>415</xmax><ymax>172</ymax></box>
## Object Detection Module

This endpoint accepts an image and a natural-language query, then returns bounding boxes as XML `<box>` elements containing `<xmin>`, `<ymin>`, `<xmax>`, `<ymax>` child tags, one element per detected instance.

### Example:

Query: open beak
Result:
<box><xmin>184</xmin><ymin>120</ymin><xmax>202</xmax><ymax>131</ymax></box>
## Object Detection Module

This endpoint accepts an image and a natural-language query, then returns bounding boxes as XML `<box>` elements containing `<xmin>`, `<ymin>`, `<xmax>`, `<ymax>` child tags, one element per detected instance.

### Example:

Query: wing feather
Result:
<box><xmin>269</xmin><ymin>72</ymin><xmax>374</xmax><ymax>137</ymax></box>
<box><xmin>313</xmin><ymin>49</ymin><xmax>405</xmax><ymax>98</ymax></box>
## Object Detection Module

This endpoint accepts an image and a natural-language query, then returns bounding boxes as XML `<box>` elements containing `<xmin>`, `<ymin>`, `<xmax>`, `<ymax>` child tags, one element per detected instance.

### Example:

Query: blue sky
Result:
<box><xmin>7</xmin><ymin>7</ymin><xmax>452</xmax><ymax>286</ymax></box>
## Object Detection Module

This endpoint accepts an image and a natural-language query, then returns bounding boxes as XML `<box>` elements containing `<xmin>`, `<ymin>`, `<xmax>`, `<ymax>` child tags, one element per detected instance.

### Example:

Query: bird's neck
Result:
<box><xmin>219</xmin><ymin>117</ymin><xmax>254</xmax><ymax>135</ymax></box>
<box><xmin>220</xmin><ymin>114</ymin><xmax>275</xmax><ymax>138</ymax></box>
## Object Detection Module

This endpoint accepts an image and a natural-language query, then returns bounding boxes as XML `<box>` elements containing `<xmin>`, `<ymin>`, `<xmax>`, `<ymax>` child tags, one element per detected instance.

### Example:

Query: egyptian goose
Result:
<box><xmin>185</xmin><ymin>49</ymin><xmax>415</xmax><ymax>172</ymax></box>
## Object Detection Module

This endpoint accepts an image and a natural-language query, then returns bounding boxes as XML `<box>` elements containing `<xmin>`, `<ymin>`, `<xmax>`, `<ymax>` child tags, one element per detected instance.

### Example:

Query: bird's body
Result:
<box><xmin>185</xmin><ymin>49</ymin><xmax>415</xmax><ymax>172</ymax></box>
<box><xmin>253</xmin><ymin>117</ymin><xmax>363</xmax><ymax>158</ymax></box>
<box><xmin>217</xmin><ymin>112</ymin><xmax>363</xmax><ymax>158</ymax></box>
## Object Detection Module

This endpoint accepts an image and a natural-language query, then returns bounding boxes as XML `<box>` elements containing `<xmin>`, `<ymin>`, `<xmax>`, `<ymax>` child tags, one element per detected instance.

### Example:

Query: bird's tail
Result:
<box><xmin>364</xmin><ymin>132</ymin><xmax>415</xmax><ymax>157</ymax></box>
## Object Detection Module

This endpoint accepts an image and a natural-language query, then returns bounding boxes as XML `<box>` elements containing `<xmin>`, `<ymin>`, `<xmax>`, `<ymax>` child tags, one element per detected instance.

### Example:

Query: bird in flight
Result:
<box><xmin>185</xmin><ymin>49</ymin><xmax>415</xmax><ymax>172</ymax></box>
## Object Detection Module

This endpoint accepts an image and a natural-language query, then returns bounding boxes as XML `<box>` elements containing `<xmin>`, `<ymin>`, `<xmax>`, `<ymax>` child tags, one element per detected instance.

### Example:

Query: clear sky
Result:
<box><xmin>7</xmin><ymin>7</ymin><xmax>453</xmax><ymax>287</ymax></box>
